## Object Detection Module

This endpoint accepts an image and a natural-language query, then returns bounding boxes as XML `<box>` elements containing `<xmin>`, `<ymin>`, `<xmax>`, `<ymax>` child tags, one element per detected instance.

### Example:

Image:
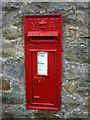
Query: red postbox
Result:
<box><xmin>24</xmin><ymin>15</ymin><xmax>62</xmax><ymax>111</ymax></box>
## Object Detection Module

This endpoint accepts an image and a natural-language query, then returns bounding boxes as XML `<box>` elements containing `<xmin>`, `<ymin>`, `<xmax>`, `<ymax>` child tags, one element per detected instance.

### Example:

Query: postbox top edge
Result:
<box><xmin>24</xmin><ymin>14</ymin><xmax>63</xmax><ymax>18</ymax></box>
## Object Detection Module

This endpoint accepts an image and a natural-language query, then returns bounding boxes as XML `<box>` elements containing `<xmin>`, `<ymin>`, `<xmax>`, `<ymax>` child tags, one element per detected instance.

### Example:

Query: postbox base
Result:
<box><xmin>27</xmin><ymin>106</ymin><xmax>60</xmax><ymax>111</ymax></box>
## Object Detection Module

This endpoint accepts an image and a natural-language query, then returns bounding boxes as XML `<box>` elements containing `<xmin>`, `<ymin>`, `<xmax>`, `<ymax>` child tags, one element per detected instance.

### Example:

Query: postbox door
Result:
<box><xmin>31</xmin><ymin>50</ymin><xmax>56</xmax><ymax>106</ymax></box>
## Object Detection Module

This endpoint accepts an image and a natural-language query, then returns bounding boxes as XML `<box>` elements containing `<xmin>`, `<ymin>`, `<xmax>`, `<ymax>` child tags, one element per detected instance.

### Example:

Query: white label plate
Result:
<box><xmin>37</xmin><ymin>52</ymin><xmax>48</xmax><ymax>75</ymax></box>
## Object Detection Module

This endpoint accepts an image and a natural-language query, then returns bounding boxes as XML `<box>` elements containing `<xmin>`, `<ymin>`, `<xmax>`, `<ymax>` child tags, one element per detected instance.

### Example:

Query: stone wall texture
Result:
<box><xmin>1</xmin><ymin>2</ymin><xmax>89</xmax><ymax>119</ymax></box>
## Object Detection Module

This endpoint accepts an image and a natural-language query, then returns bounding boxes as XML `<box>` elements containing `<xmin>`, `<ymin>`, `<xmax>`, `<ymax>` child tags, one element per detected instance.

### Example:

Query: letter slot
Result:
<box><xmin>27</xmin><ymin>31</ymin><xmax>59</xmax><ymax>43</ymax></box>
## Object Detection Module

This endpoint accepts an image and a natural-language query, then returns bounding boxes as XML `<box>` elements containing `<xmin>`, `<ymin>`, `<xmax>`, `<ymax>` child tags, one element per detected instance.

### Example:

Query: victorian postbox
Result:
<box><xmin>24</xmin><ymin>15</ymin><xmax>62</xmax><ymax>111</ymax></box>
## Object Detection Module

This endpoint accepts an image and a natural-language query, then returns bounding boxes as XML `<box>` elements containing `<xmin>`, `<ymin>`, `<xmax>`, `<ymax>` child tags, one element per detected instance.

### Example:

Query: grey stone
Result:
<box><xmin>76</xmin><ymin>2</ymin><xmax>88</xmax><ymax>9</ymax></box>
<box><xmin>2</xmin><ymin>2</ymin><xmax>89</xmax><ymax>119</ymax></box>
<box><xmin>2</xmin><ymin>2</ymin><xmax>22</xmax><ymax>10</ymax></box>
<box><xmin>3</xmin><ymin>25</ymin><xmax>20</xmax><ymax>40</ymax></box>
<box><xmin>3</xmin><ymin>58</ymin><xmax>24</xmax><ymax>79</ymax></box>
<box><xmin>3</xmin><ymin>104</ymin><xmax>32</xmax><ymax>118</ymax></box>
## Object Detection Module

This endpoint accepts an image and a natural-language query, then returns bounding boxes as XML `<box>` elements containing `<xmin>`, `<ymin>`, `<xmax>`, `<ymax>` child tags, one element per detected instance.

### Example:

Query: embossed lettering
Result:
<box><xmin>50</xmin><ymin>22</ymin><xmax>55</xmax><ymax>30</ymax></box>
<box><xmin>31</xmin><ymin>22</ymin><xmax>37</xmax><ymax>30</ymax></box>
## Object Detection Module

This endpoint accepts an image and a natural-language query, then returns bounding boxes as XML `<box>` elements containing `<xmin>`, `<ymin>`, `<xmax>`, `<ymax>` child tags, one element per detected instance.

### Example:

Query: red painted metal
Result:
<box><xmin>27</xmin><ymin>31</ymin><xmax>58</xmax><ymax>37</ymax></box>
<box><xmin>24</xmin><ymin>14</ymin><xmax>63</xmax><ymax>111</ymax></box>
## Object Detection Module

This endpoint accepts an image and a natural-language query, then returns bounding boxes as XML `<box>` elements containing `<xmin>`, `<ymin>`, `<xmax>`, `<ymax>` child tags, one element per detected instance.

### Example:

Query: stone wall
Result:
<box><xmin>2</xmin><ymin>2</ymin><xmax>89</xmax><ymax>119</ymax></box>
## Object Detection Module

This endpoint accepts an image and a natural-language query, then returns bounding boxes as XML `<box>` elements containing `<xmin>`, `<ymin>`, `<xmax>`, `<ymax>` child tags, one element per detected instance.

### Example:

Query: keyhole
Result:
<box><xmin>37</xmin><ymin>80</ymin><xmax>38</xmax><ymax>84</ymax></box>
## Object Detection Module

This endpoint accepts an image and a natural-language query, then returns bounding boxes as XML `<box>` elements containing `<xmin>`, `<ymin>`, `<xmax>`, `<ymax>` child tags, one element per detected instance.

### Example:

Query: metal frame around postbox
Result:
<box><xmin>24</xmin><ymin>14</ymin><xmax>63</xmax><ymax>111</ymax></box>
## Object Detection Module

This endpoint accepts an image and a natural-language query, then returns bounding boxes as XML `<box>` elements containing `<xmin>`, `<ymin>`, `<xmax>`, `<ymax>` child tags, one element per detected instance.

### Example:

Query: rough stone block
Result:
<box><xmin>2</xmin><ymin>80</ymin><xmax>10</xmax><ymax>90</ymax></box>
<box><xmin>4</xmin><ymin>112</ymin><xmax>15</xmax><ymax>119</ymax></box>
<box><xmin>2</xmin><ymin>43</ymin><xmax>17</xmax><ymax>58</ymax></box>
<box><xmin>3</xmin><ymin>57</ymin><xmax>24</xmax><ymax>79</ymax></box>
<box><xmin>3</xmin><ymin>26</ymin><xmax>20</xmax><ymax>40</ymax></box>
<box><xmin>63</xmin><ymin>82</ymin><xmax>76</xmax><ymax>94</ymax></box>
<box><xmin>68</xmin><ymin>28</ymin><xmax>76</xmax><ymax>41</ymax></box>
<box><xmin>3</xmin><ymin>104</ymin><xmax>32</xmax><ymax>118</ymax></box>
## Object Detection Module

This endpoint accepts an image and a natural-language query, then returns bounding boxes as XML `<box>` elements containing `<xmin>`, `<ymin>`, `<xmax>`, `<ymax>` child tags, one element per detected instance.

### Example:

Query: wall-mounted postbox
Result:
<box><xmin>24</xmin><ymin>15</ymin><xmax>62</xmax><ymax>111</ymax></box>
